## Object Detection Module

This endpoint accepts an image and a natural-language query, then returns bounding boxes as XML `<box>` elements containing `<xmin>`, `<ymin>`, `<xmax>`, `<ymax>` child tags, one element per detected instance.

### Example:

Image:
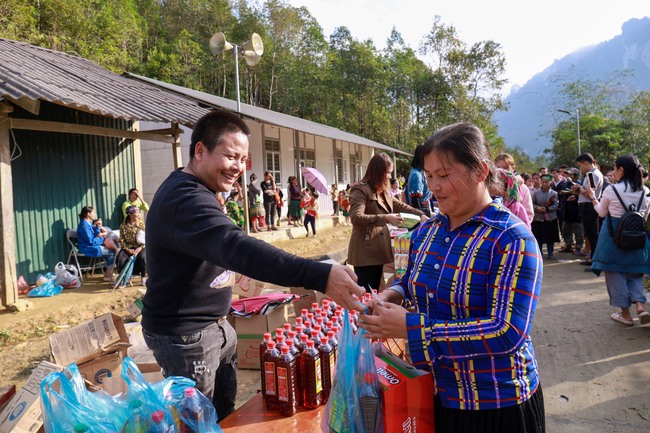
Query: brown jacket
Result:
<box><xmin>346</xmin><ymin>182</ymin><xmax>425</xmax><ymax>267</ymax></box>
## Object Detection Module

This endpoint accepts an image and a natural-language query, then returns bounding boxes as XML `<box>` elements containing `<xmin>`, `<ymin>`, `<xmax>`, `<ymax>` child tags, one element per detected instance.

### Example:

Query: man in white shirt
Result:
<box><xmin>574</xmin><ymin>153</ymin><xmax>604</xmax><ymax>270</ymax></box>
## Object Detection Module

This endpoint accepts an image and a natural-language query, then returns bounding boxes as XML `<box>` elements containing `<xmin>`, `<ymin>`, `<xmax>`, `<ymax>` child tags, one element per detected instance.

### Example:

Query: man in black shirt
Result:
<box><xmin>142</xmin><ymin>110</ymin><xmax>365</xmax><ymax>420</ymax></box>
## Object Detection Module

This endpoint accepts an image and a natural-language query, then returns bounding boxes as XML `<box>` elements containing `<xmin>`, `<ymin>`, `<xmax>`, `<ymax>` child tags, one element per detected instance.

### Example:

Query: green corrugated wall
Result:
<box><xmin>10</xmin><ymin>102</ymin><xmax>135</xmax><ymax>281</ymax></box>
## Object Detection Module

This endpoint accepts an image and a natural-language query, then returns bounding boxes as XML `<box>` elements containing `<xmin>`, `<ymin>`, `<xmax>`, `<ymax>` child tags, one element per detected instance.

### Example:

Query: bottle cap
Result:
<box><xmin>287</xmin><ymin>339</ymin><xmax>294</xmax><ymax>347</ymax></box>
<box><xmin>327</xmin><ymin>331</ymin><xmax>334</xmax><ymax>338</ymax></box>
<box><xmin>184</xmin><ymin>387</ymin><xmax>196</xmax><ymax>398</ymax></box>
<box><xmin>320</xmin><ymin>336</ymin><xmax>328</xmax><ymax>345</ymax></box>
<box><xmin>281</xmin><ymin>346</ymin><xmax>290</xmax><ymax>354</ymax></box>
<box><xmin>267</xmin><ymin>341</ymin><xmax>276</xmax><ymax>349</ymax></box>
<box><xmin>295</xmin><ymin>325</ymin><xmax>304</xmax><ymax>333</ymax></box>
<box><xmin>364</xmin><ymin>372</ymin><xmax>375</xmax><ymax>384</ymax></box>
<box><xmin>313</xmin><ymin>325</ymin><xmax>321</xmax><ymax>332</ymax></box>
<box><xmin>301</xmin><ymin>308</ymin><xmax>308</xmax><ymax>315</ymax></box>
<box><xmin>295</xmin><ymin>317</ymin><xmax>303</xmax><ymax>324</ymax></box>
<box><xmin>151</xmin><ymin>410</ymin><xmax>165</xmax><ymax>423</ymax></box>
<box><xmin>263</xmin><ymin>332</ymin><xmax>272</xmax><ymax>340</ymax></box>
<box><xmin>276</xmin><ymin>335</ymin><xmax>285</xmax><ymax>344</ymax></box>
<box><xmin>312</xmin><ymin>303</ymin><xmax>319</xmax><ymax>309</ymax></box>
<box><xmin>283</xmin><ymin>323</ymin><xmax>292</xmax><ymax>330</ymax></box>
<box><xmin>300</xmin><ymin>334</ymin><xmax>309</xmax><ymax>341</ymax></box>
<box><xmin>311</xmin><ymin>330</ymin><xmax>319</xmax><ymax>337</ymax></box>
<box><xmin>288</xmin><ymin>330</ymin><xmax>296</xmax><ymax>338</ymax></box>
<box><xmin>306</xmin><ymin>339</ymin><xmax>315</xmax><ymax>347</ymax></box>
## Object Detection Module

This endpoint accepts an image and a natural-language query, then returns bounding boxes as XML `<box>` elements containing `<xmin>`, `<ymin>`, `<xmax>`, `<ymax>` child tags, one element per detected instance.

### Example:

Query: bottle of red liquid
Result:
<box><xmin>301</xmin><ymin>339</ymin><xmax>322</xmax><ymax>409</ymax></box>
<box><xmin>179</xmin><ymin>387</ymin><xmax>204</xmax><ymax>433</ymax></box>
<box><xmin>302</xmin><ymin>320</ymin><xmax>313</xmax><ymax>337</ymax></box>
<box><xmin>319</xmin><ymin>336</ymin><xmax>335</xmax><ymax>404</ymax></box>
<box><xmin>286</xmin><ymin>339</ymin><xmax>302</xmax><ymax>406</ymax></box>
<box><xmin>148</xmin><ymin>410</ymin><xmax>170</xmax><ymax>433</ymax></box>
<box><xmin>259</xmin><ymin>333</ymin><xmax>273</xmax><ymax>398</ymax></box>
<box><xmin>300</xmin><ymin>308</ymin><xmax>310</xmax><ymax>323</ymax></box>
<box><xmin>287</xmin><ymin>330</ymin><xmax>300</xmax><ymax>348</ymax></box>
<box><xmin>326</xmin><ymin>330</ymin><xmax>338</xmax><ymax>363</ymax></box>
<box><xmin>276</xmin><ymin>345</ymin><xmax>299</xmax><ymax>416</ymax></box>
<box><xmin>298</xmin><ymin>333</ymin><xmax>309</xmax><ymax>353</ymax></box>
<box><xmin>263</xmin><ymin>340</ymin><xmax>280</xmax><ymax>410</ymax></box>
<box><xmin>294</xmin><ymin>317</ymin><xmax>304</xmax><ymax>328</ymax></box>
<box><xmin>310</xmin><ymin>329</ymin><xmax>322</xmax><ymax>348</ymax></box>
<box><xmin>283</xmin><ymin>322</ymin><xmax>292</xmax><ymax>338</ymax></box>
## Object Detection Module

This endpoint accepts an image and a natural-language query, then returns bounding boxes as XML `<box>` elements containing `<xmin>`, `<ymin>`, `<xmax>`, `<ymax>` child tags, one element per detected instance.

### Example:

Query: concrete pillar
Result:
<box><xmin>0</xmin><ymin>107</ymin><xmax>18</xmax><ymax>308</ymax></box>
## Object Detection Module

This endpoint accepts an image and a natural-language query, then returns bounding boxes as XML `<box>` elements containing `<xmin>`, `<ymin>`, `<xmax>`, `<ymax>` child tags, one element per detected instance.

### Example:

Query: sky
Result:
<box><xmin>287</xmin><ymin>0</ymin><xmax>649</xmax><ymax>92</ymax></box>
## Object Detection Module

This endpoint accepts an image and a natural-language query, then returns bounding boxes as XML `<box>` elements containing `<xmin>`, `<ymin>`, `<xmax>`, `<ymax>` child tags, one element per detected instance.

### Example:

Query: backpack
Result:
<box><xmin>607</xmin><ymin>186</ymin><xmax>647</xmax><ymax>250</ymax></box>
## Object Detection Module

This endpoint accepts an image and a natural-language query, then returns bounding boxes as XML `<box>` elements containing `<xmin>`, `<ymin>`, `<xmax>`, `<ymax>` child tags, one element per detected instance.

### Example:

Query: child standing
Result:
<box><xmin>301</xmin><ymin>189</ymin><xmax>319</xmax><ymax>237</ymax></box>
<box><xmin>338</xmin><ymin>185</ymin><xmax>351</xmax><ymax>225</ymax></box>
<box><xmin>330</xmin><ymin>184</ymin><xmax>339</xmax><ymax>216</ymax></box>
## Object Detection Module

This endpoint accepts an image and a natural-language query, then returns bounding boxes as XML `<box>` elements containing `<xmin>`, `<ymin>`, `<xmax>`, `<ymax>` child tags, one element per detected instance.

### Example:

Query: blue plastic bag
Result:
<box><xmin>41</xmin><ymin>367</ymin><xmax>120</xmax><ymax>433</ymax></box>
<box><xmin>28</xmin><ymin>272</ymin><xmax>62</xmax><ymax>297</ymax></box>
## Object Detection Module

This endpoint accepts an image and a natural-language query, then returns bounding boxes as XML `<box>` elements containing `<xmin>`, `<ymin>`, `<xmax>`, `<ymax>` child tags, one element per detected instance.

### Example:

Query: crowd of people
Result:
<box><xmin>72</xmin><ymin>109</ymin><xmax>650</xmax><ymax>433</ymax></box>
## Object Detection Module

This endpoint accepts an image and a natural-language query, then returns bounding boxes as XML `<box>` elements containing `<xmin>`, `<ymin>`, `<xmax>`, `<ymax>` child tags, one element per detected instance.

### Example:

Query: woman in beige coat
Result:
<box><xmin>347</xmin><ymin>153</ymin><xmax>427</xmax><ymax>291</ymax></box>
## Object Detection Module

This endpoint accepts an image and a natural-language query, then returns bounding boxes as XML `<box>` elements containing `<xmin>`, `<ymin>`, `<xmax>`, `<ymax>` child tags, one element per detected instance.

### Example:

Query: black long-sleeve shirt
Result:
<box><xmin>142</xmin><ymin>169</ymin><xmax>331</xmax><ymax>335</ymax></box>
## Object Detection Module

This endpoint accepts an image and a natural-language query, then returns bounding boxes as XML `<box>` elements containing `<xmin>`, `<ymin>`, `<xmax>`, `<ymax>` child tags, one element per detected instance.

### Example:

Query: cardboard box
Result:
<box><xmin>289</xmin><ymin>288</ymin><xmax>326</xmax><ymax>317</ymax></box>
<box><xmin>234</xmin><ymin>304</ymin><xmax>290</xmax><ymax>370</ymax></box>
<box><xmin>0</xmin><ymin>361</ymin><xmax>63</xmax><ymax>433</ymax></box>
<box><xmin>77</xmin><ymin>351</ymin><xmax>123</xmax><ymax>387</ymax></box>
<box><xmin>100</xmin><ymin>363</ymin><xmax>164</xmax><ymax>396</ymax></box>
<box><xmin>49</xmin><ymin>312</ymin><xmax>130</xmax><ymax>366</ymax></box>
<box><xmin>374</xmin><ymin>347</ymin><xmax>434</xmax><ymax>433</ymax></box>
<box><xmin>233</xmin><ymin>274</ymin><xmax>266</xmax><ymax>298</ymax></box>
<box><xmin>127</xmin><ymin>297</ymin><xmax>143</xmax><ymax>319</ymax></box>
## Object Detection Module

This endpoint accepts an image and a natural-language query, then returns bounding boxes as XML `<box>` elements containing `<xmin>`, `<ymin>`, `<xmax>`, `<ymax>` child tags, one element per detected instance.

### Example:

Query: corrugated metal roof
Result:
<box><xmin>0</xmin><ymin>38</ymin><xmax>209</xmax><ymax>125</ymax></box>
<box><xmin>0</xmin><ymin>37</ymin><xmax>408</xmax><ymax>156</ymax></box>
<box><xmin>126</xmin><ymin>73</ymin><xmax>410</xmax><ymax>156</ymax></box>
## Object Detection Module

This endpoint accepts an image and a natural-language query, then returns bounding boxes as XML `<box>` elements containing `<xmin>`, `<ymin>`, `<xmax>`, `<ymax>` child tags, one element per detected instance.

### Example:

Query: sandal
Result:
<box><xmin>610</xmin><ymin>312</ymin><xmax>634</xmax><ymax>326</ymax></box>
<box><xmin>638</xmin><ymin>311</ymin><xmax>650</xmax><ymax>325</ymax></box>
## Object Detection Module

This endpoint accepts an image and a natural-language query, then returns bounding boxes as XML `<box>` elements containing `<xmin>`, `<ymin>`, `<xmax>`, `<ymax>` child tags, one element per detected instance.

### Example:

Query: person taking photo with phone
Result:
<box><xmin>574</xmin><ymin>153</ymin><xmax>604</xmax><ymax>270</ymax></box>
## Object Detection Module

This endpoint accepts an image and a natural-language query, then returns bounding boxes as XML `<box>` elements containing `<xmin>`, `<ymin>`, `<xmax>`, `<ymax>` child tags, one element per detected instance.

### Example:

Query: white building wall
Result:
<box><xmin>138</xmin><ymin>119</ymin><xmax>383</xmax><ymax>218</ymax></box>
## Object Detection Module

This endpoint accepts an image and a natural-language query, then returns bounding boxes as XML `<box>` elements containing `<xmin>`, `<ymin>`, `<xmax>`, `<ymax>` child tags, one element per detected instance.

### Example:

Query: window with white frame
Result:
<box><xmin>264</xmin><ymin>138</ymin><xmax>281</xmax><ymax>184</ymax></box>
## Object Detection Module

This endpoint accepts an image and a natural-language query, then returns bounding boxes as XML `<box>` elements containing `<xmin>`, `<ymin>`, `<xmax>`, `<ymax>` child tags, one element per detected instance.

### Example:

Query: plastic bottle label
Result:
<box><xmin>328</xmin><ymin>352</ymin><xmax>335</xmax><ymax>379</ymax></box>
<box><xmin>315</xmin><ymin>358</ymin><xmax>322</xmax><ymax>393</ymax></box>
<box><xmin>264</xmin><ymin>361</ymin><xmax>276</xmax><ymax>395</ymax></box>
<box><xmin>277</xmin><ymin>366</ymin><xmax>289</xmax><ymax>402</ymax></box>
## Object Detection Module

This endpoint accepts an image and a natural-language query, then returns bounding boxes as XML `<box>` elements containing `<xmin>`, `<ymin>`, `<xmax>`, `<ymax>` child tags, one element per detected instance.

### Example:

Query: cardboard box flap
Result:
<box><xmin>49</xmin><ymin>312</ymin><xmax>130</xmax><ymax>366</ymax></box>
<box><xmin>0</xmin><ymin>361</ymin><xmax>63</xmax><ymax>433</ymax></box>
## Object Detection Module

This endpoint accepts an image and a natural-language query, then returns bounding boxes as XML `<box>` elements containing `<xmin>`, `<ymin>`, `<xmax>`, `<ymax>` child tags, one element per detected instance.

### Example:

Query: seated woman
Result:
<box><xmin>116</xmin><ymin>206</ymin><xmax>147</xmax><ymax>285</ymax></box>
<box><xmin>76</xmin><ymin>205</ymin><xmax>115</xmax><ymax>281</ymax></box>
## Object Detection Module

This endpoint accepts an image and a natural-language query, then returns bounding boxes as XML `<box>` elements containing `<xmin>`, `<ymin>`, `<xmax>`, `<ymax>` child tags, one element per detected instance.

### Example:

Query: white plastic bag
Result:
<box><xmin>136</xmin><ymin>229</ymin><xmax>146</xmax><ymax>245</ymax></box>
<box><xmin>54</xmin><ymin>262</ymin><xmax>81</xmax><ymax>288</ymax></box>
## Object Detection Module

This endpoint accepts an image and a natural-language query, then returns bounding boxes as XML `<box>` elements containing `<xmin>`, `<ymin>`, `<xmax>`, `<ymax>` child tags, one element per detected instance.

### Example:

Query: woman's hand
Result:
<box><xmin>385</xmin><ymin>213</ymin><xmax>403</xmax><ymax>225</ymax></box>
<box><xmin>359</xmin><ymin>302</ymin><xmax>408</xmax><ymax>339</ymax></box>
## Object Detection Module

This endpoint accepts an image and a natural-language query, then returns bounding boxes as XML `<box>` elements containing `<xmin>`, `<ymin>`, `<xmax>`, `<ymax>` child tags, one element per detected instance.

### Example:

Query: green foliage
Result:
<box><xmin>2</xmin><ymin>0</ymin><xmax>509</xmax><ymax>154</ymax></box>
<box><xmin>547</xmin><ymin>74</ymin><xmax>649</xmax><ymax>169</ymax></box>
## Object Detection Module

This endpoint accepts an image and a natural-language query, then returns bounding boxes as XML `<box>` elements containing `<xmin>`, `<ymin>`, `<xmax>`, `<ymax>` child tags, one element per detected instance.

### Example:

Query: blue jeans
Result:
<box><xmin>605</xmin><ymin>271</ymin><xmax>647</xmax><ymax>308</ymax></box>
<box><xmin>142</xmin><ymin>320</ymin><xmax>238</xmax><ymax>420</ymax></box>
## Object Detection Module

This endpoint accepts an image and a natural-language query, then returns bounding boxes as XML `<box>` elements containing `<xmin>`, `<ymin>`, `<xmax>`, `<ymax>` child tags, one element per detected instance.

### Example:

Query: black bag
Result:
<box><xmin>607</xmin><ymin>187</ymin><xmax>647</xmax><ymax>250</ymax></box>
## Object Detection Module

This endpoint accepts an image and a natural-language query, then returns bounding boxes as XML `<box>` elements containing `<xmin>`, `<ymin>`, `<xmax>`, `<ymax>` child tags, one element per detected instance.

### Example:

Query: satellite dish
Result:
<box><xmin>241</xmin><ymin>33</ymin><xmax>264</xmax><ymax>65</ymax></box>
<box><xmin>209</xmin><ymin>32</ymin><xmax>233</xmax><ymax>55</ymax></box>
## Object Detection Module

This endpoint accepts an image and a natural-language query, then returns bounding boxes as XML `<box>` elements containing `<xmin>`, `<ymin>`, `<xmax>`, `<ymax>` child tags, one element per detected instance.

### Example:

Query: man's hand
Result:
<box><xmin>324</xmin><ymin>265</ymin><xmax>365</xmax><ymax>312</ymax></box>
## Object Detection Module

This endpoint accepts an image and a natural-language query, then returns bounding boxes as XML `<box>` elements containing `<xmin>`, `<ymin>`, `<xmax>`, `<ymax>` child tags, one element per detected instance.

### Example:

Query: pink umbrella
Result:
<box><xmin>300</xmin><ymin>167</ymin><xmax>329</xmax><ymax>194</ymax></box>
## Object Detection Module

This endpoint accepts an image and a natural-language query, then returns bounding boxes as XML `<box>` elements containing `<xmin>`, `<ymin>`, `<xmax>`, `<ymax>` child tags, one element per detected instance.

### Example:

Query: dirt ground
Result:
<box><xmin>1</xmin><ymin>224</ymin><xmax>650</xmax><ymax>432</ymax></box>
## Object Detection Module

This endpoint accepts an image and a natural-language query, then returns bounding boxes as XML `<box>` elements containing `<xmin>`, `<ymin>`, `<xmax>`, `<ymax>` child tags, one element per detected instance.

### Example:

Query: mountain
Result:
<box><xmin>495</xmin><ymin>17</ymin><xmax>650</xmax><ymax>157</ymax></box>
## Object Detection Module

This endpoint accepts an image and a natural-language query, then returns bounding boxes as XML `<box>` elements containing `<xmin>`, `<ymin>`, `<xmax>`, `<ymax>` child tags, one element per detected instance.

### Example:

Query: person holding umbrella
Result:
<box><xmin>347</xmin><ymin>152</ymin><xmax>428</xmax><ymax>291</ymax></box>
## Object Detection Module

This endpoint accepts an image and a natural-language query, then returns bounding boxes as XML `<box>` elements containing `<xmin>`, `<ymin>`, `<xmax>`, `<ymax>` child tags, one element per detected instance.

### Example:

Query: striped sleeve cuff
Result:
<box><xmin>406</xmin><ymin>312</ymin><xmax>435</xmax><ymax>369</ymax></box>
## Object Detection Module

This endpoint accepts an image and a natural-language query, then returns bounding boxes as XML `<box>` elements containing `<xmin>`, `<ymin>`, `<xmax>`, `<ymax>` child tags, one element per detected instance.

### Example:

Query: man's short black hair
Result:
<box><xmin>575</xmin><ymin>153</ymin><xmax>595</xmax><ymax>164</ymax></box>
<box><xmin>190</xmin><ymin>110</ymin><xmax>251</xmax><ymax>159</ymax></box>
